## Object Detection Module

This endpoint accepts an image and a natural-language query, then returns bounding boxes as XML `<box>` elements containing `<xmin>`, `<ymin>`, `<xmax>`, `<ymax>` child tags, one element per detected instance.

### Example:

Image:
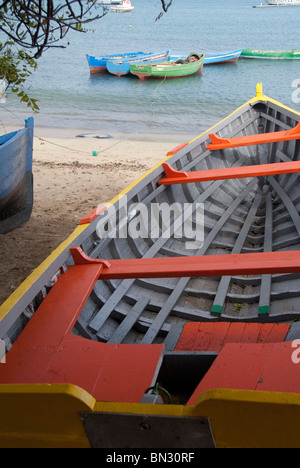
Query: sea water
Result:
<box><xmin>1</xmin><ymin>0</ymin><xmax>300</xmax><ymax>138</ymax></box>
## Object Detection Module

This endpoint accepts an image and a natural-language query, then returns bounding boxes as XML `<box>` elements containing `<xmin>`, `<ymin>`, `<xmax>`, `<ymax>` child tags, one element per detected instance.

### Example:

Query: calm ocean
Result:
<box><xmin>2</xmin><ymin>0</ymin><xmax>300</xmax><ymax>138</ymax></box>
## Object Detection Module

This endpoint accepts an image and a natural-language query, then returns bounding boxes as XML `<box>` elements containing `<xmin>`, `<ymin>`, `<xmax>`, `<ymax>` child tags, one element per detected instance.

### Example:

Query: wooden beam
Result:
<box><xmin>158</xmin><ymin>160</ymin><xmax>300</xmax><ymax>185</ymax></box>
<box><xmin>207</xmin><ymin>121</ymin><xmax>300</xmax><ymax>150</ymax></box>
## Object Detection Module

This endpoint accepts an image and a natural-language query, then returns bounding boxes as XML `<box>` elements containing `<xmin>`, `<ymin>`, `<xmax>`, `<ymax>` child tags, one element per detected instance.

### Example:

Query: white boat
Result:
<box><xmin>266</xmin><ymin>0</ymin><xmax>300</xmax><ymax>4</ymax></box>
<box><xmin>111</xmin><ymin>0</ymin><xmax>134</xmax><ymax>12</ymax></box>
<box><xmin>98</xmin><ymin>0</ymin><xmax>122</xmax><ymax>4</ymax></box>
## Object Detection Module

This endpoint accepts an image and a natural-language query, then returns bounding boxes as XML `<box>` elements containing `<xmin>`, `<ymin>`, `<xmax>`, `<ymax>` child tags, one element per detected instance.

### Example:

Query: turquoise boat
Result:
<box><xmin>106</xmin><ymin>50</ymin><xmax>170</xmax><ymax>76</ymax></box>
<box><xmin>170</xmin><ymin>49</ymin><xmax>242</xmax><ymax>65</ymax></box>
<box><xmin>86</xmin><ymin>52</ymin><xmax>144</xmax><ymax>74</ymax></box>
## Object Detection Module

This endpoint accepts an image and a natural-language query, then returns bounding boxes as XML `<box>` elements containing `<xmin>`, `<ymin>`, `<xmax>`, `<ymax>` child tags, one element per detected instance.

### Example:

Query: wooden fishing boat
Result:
<box><xmin>106</xmin><ymin>50</ymin><xmax>170</xmax><ymax>77</ymax></box>
<box><xmin>0</xmin><ymin>118</ymin><xmax>34</xmax><ymax>234</ymax></box>
<box><xmin>130</xmin><ymin>53</ymin><xmax>205</xmax><ymax>80</ymax></box>
<box><xmin>2</xmin><ymin>84</ymin><xmax>300</xmax><ymax>447</ymax></box>
<box><xmin>204</xmin><ymin>49</ymin><xmax>242</xmax><ymax>64</ymax></box>
<box><xmin>241</xmin><ymin>48</ymin><xmax>300</xmax><ymax>59</ymax></box>
<box><xmin>86</xmin><ymin>52</ymin><xmax>144</xmax><ymax>74</ymax></box>
<box><xmin>170</xmin><ymin>49</ymin><xmax>242</xmax><ymax>65</ymax></box>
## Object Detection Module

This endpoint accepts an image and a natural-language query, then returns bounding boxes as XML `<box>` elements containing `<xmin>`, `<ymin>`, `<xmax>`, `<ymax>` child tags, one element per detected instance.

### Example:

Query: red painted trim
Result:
<box><xmin>166</xmin><ymin>143</ymin><xmax>189</xmax><ymax>156</ymax></box>
<box><xmin>80</xmin><ymin>205</ymin><xmax>107</xmax><ymax>225</ymax></box>
<box><xmin>70</xmin><ymin>246</ymin><xmax>111</xmax><ymax>268</ymax></box>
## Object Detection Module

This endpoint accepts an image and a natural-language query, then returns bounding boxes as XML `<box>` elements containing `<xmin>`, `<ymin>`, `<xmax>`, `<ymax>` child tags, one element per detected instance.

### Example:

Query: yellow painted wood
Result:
<box><xmin>192</xmin><ymin>388</ymin><xmax>300</xmax><ymax>448</ymax></box>
<box><xmin>1</xmin><ymin>383</ymin><xmax>300</xmax><ymax>447</ymax></box>
<box><xmin>0</xmin><ymin>383</ymin><xmax>95</xmax><ymax>448</ymax></box>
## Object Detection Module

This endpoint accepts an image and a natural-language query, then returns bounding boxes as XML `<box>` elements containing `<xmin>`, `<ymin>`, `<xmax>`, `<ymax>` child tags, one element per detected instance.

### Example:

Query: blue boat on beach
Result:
<box><xmin>86</xmin><ymin>52</ymin><xmax>144</xmax><ymax>74</ymax></box>
<box><xmin>106</xmin><ymin>50</ymin><xmax>170</xmax><ymax>76</ymax></box>
<box><xmin>0</xmin><ymin>118</ymin><xmax>34</xmax><ymax>234</ymax></box>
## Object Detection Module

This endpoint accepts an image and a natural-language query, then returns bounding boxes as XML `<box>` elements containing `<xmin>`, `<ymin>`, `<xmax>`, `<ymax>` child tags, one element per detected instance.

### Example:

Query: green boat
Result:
<box><xmin>241</xmin><ymin>48</ymin><xmax>300</xmax><ymax>59</ymax></box>
<box><xmin>130</xmin><ymin>53</ymin><xmax>205</xmax><ymax>80</ymax></box>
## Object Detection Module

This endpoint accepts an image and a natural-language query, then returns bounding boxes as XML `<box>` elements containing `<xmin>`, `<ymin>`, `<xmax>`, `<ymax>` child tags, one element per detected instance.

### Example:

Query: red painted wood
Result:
<box><xmin>41</xmin><ymin>335</ymin><xmax>164</xmax><ymax>402</ymax></box>
<box><xmin>70</xmin><ymin>247</ymin><xmax>111</xmax><ymax>268</ymax></box>
<box><xmin>0</xmin><ymin>264</ymin><xmax>164</xmax><ymax>402</ymax></box>
<box><xmin>188</xmin><ymin>341</ymin><xmax>300</xmax><ymax>405</ymax></box>
<box><xmin>206</xmin><ymin>121</ymin><xmax>300</xmax><ymax>150</ymax></box>
<box><xmin>158</xmin><ymin>160</ymin><xmax>300</xmax><ymax>185</ymax></box>
<box><xmin>194</xmin><ymin>322</ymin><xmax>230</xmax><ymax>352</ymax></box>
<box><xmin>175</xmin><ymin>322</ymin><xmax>290</xmax><ymax>353</ymax></box>
<box><xmin>166</xmin><ymin>143</ymin><xmax>188</xmax><ymax>156</ymax></box>
<box><xmin>257</xmin><ymin>342</ymin><xmax>300</xmax><ymax>393</ymax></box>
<box><xmin>0</xmin><ymin>264</ymin><xmax>103</xmax><ymax>384</ymax></box>
<box><xmin>80</xmin><ymin>205</ymin><xmax>107</xmax><ymax>225</ymax></box>
<box><xmin>94</xmin><ymin>251</ymin><xmax>300</xmax><ymax>280</ymax></box>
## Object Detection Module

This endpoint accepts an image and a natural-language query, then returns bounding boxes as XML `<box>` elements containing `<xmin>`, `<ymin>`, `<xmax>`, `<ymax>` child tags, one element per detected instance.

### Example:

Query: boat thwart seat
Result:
<box><xmin>187</xmin><ymin>340</ymin><xmax>300</xmax><ymax>405</ymax></box>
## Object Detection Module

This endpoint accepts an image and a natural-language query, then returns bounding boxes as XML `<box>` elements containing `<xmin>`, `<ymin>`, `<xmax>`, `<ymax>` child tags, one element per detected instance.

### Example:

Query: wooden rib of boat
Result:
<box><xmin>3</xmin><ymin>85</ymin><xmax>300</xmax><ymax>447</ymax></box>
<box><xmin>0</xmin><ymin>118</ymin><xmax>34</xmax><ymax>234</ymax></box>
<box><xmin>241</xmin><ymin>48</ymin><xmax>300</xmax><ymax>59</ymax></box>
<box><xmin>106</xmin><ymin>50</ymin><xmax>170</xmax><ymax>76</ymax></box>
<box><xmin>130</xmin><ymin>53</ymin><xmax>205</xmax><ymax>80</ymax></box>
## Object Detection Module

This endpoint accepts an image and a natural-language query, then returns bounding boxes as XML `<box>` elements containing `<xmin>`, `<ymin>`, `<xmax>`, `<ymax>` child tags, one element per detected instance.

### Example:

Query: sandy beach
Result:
<box><xmin>0</xmin><ymin>128</ymin><xmax>192</xmax><ymax>306</ymax></box>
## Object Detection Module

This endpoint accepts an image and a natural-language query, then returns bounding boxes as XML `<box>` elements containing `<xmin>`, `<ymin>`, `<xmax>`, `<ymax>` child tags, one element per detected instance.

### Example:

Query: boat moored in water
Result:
<box><xmin>2</xmin><ymin>85</ymin><xmax>300</xmax><ymax>447</ymax></box>
<box><xmin>110</xmin><ymin>0</ymin><xmax>134</xmax><ymax>12</ymax></box>
<box><xmin>130</xmin><ymin>52</ymin><xmax>205</xmax><ymax>79</ymax></box>
<box><xmin>86</xmin><ymin>51</ymin><xmax>144</xmax><ymax>74</ymax></box>
<box><xmin>106</xmin><ymin>49</ymin><xmax>170</xmax><ymax>76</ymax></box>
<box><xmin>241</xmin><ymin>48</ymin><xmax>300</xmax><ymax>59</ymax></box>
<box><xmin>170</xmin><ymin>49</ymin><xmax>242</xmax><ymax>65</ymax></box>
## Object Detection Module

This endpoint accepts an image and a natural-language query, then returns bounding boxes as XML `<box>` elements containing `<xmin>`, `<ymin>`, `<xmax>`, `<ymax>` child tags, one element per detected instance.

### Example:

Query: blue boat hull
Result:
<box><xmin>106</xmin><ymin>50</ymin><xmax>170</xmax><ymax>76</ymax></box>
<box><xmin>0</xmin><ymin>118</ymin><xmax>34</xmax><ymax>234</ymax></box>
<box><xmin>169</xmin><ymin>49</ymin><xmax>242</xmax><ymax>65</ymax></box>
<box><xmin>86</xmin><ymin>52</ymin><xmax>144</xmax><ymax>74</ymax></box>
<box><xmin>204</xmin><ymin>49</ymin><xmax>242</xmax><ymax>64</ymax></box>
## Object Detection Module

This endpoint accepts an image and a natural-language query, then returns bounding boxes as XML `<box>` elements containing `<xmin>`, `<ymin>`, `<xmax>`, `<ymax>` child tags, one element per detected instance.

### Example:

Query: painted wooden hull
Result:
<box><xmin>241</xmin><ymin>48</ymin><xmax>300</xmax><ymax>59</ymax></box>
<box><xmin>130</xmin><ymin>53</ymin><xmax>205</xmax><ymax>79</ymax></box>
<box><xmin>204</xmin><ymin>49</ymin><xmax>242</xmax><ymax>64</ymax></box>
<box><xmin>0</xmin><ymin>118</ymin><xmax>34</xmax><ymax>234</ymax></box>
<box><xmin>171</xmin><ymin>50</ymin><xmax>242</xmax><ymax>65</ymax></box>
<box><xmin>106</xmin><ymin>50</ymin><xmax>170</xmax><ymax>76</ymax></box>
<box><xmin>86</xmin><ymin>52</ymin><xmax>144</xmax><ymax>74</ymax></box>
<box><xmin>3</xmin><ymin>86</ymin><xmax>300</xmax><ymax>447</ymax></box>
